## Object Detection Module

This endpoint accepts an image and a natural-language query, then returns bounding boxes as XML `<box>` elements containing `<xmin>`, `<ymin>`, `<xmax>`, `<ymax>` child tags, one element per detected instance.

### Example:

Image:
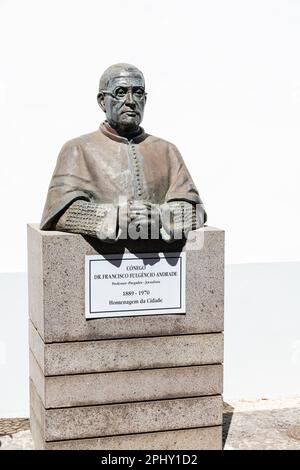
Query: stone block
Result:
<box><xmin>27</xmin><ymin>226</ymin><xmax>43</xmax><ymax>336</ymax></box>
<box><xmin>27</xmin><ymin>224</ymin><xmax>224</xmax><ymax>343</ymax></box>
<box><xmin>30</xmin><ymin>351</ymin><xmax>222</xmax><ymax>408</ymax></box>
<box><xmin>30</xmin><ymin>409</ymin><xmax>222</xmax><ymax>449</ymax></box>
<box><xmin>30</xmin><ymin>407</ymin><xmax>45</xmax><ymax>451</ymax></box>
<box><xmin>30</xmin><ymin>380</ymin><xmax>222</xmax><ymax>441</ymax></box>
<box><xmin>29</xmin><ymin>321</ymin><xmax>223</xmax><ymax>376</ymax></box>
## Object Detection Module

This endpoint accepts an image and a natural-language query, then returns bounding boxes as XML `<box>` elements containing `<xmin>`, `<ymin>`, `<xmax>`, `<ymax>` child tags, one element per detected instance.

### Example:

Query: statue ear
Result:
<box><xmin>97</xmin><ymin>92</ymin><xmax>106</xmax><ymax>112</ymax></box>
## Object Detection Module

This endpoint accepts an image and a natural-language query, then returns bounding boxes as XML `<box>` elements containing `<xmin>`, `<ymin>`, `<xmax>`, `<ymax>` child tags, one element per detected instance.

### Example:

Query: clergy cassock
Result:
<box><xmin>40</xmin><ymin>121</ymin><xmax>204</xmax><ymax>239</ymax></box>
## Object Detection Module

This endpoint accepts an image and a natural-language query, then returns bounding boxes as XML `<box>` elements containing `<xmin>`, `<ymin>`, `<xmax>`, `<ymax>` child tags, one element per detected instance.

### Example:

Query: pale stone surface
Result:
<box><xmin>29</xmin><ymin>409</ymin><xmax>221</xmax><ymax>450</ymax></box>
<box><xmin>28</xmin><ymin>223</ymin><xmax>224</xmax><ymax>450</ymax></box>
<box><xmin>30</xmin><ymin>321</ymin><xmax>223</xmax><ymax>376</ymax></box>
<box><xmin>30</xmin><ymin>383</ymin><xmax>222</xmax><ymax>441</ymax></box>
<box><xmin>29</xmin><ymin>353</ymin><xmax>45</xmax><ymax>408</ymax></box>
<box><xmin>223</xmin><ymin>409</ymin><xmax>300</xmax><ymax>450</ymax></box>
<box><xmin>29</xmin><ymin>408</ymin><xmax>43</xmax><ymax>450</ymax></box>
<box><xmin>48</xmin><ymin>427</ymin><xmax>222</xmax><ymax>450</ymax></box>
<box><xmin>27</xmin><ymin>224</ymin><xmax>224</xmax><ymax>343</ymax></box>
<box><xmin>0</xmin><ymin>431</ymin><xmax>34</xmax><ymax>450</ymax></box>
<box><xmin>223</xmin><ymin>397</ymin><xmax>300</xmax><ymax>450</ymax></box>
<box><xmin>29</xmin><ymin>322</ymin><xmax>45</xmax><ymax>372</ymax></box>
<box><xmin>30</xmin><ymin>353</ymin><xmax>222</xmax><ymax>408</ymax></box>
<box><xmin>27</xmin><ymin>226</ymin><xmax>43</xmax><ymax>336</ymax></box>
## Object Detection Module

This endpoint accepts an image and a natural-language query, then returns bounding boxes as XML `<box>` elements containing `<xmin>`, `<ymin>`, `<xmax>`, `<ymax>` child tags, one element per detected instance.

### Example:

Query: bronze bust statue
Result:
<box><xmin>40</xmin><ymin>63</ymin><xmax>206</xmax><ymax>242</ymax></box>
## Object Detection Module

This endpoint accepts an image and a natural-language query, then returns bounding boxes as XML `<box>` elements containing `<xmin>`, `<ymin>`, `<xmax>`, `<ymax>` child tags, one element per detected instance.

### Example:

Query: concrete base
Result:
<box><xmin>28</xmin><ymin>225</ymin><xmax>224</xmax><ymax>450</ymax></box>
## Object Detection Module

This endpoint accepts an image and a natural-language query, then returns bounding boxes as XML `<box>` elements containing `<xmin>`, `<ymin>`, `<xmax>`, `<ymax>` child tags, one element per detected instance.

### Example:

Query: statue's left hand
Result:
<box><xmin>128</xmin><ymin>201</ymin><xmax>161</xmax><ymax>239</ymax></box>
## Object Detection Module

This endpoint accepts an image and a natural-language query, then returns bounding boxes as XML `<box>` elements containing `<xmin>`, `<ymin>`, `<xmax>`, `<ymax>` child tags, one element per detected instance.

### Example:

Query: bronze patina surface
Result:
<box><xmin>40</xmin><ymin>63</ymin><xmax>206</xmax><ymax>241</ymax></box>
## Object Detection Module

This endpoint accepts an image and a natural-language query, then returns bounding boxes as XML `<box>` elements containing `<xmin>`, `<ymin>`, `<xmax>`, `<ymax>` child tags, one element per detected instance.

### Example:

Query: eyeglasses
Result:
<box><xmin>101</xmin><ymin>86</ymin><xmax>147</xmax><ymax>101</ymax></box>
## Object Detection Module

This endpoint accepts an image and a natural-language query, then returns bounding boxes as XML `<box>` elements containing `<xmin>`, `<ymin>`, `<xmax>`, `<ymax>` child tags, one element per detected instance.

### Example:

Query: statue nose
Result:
<box><xmin>125</xmin><ymin>90</ymin><xmax>135</xmax><ymax>105</ymax></box>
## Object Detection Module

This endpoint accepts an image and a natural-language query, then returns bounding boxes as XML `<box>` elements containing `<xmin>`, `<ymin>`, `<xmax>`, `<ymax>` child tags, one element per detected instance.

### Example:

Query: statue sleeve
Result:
<box><xmin>165</xmin><ymin>143</ymin><xmax>203</xmax><ymax>205</ymax></box>
<box><xmin>55</xmin><ymin>200</ymin><xmax>119</xmax><ymax>242</ymax></box>
<box><xmin>160</xmin><ymin>200</ymin><xmax>207</xmax><ymax>242</ymax></box>
<box><xmin>160</xmin><ymin>143</ymin><xmax>207</xmax><ymax>241</ymax></box>
<box><xmin>40</xmin><ymin>140</ymin><xmax>93</xmax><ymax>230</ymax></box>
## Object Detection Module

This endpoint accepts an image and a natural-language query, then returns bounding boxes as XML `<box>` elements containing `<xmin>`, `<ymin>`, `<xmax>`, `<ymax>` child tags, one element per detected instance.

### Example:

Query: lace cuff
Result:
<box><xmin>56</xmin><ymin>200</ymin><xmax>118</xmax><ymax>241</ymax></box>
<box><xmin>160</xmin><ymin>201</ymin><xmax>206</xmax><ymax>242</ymax></box>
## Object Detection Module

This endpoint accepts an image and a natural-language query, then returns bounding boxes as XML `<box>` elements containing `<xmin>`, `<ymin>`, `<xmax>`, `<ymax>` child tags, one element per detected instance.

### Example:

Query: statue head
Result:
<box><xmin>97</xmin><ymin>63</ymin><xmax>147</xmax><ymax>135</ymax></box>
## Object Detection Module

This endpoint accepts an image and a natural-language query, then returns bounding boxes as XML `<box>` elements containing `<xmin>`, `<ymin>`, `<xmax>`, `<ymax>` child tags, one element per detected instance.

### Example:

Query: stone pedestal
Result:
<box><xmin>28</xmin><ymin>224</ymin><xmax>224</xmax><ymax>450</ymax></box>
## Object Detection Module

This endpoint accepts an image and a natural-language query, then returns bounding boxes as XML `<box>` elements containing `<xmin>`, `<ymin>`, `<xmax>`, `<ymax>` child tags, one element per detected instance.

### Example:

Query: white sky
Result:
<box><xmin>1</xmin><ymin>0</ymin><xmax>300</xmax><ymax>271</ymax></box>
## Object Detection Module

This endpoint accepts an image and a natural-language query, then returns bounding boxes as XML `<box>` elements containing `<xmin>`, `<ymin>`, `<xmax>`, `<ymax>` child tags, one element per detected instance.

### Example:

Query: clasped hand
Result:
<box><xmin>119</xmin><ymin>200</ymin><xmax>161</xmax><ymax>238</ymax></box>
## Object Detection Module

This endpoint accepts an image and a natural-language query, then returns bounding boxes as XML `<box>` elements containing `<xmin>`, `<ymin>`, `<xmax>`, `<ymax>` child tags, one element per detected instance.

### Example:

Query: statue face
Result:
<box><xmin>98</xmin><ymin>71</ymin><xmax>146</xmax><ymax>134</ymax></box>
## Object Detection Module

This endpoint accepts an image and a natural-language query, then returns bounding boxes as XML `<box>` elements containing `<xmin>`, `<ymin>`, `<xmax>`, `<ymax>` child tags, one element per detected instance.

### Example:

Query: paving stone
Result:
<box><xmin>0</xmin><ymin>431</ymin><xmax>34</xmax><ymax>450</ymax></box>
<box><xmin>0</xmin><ymin>418</ymin><xmax>29</xmax><ymax>435</ymax></box>
<box><xmin>223</xmin><ymin>397</ymin><xmax>300</xmax><ymax>450</ymax></box>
